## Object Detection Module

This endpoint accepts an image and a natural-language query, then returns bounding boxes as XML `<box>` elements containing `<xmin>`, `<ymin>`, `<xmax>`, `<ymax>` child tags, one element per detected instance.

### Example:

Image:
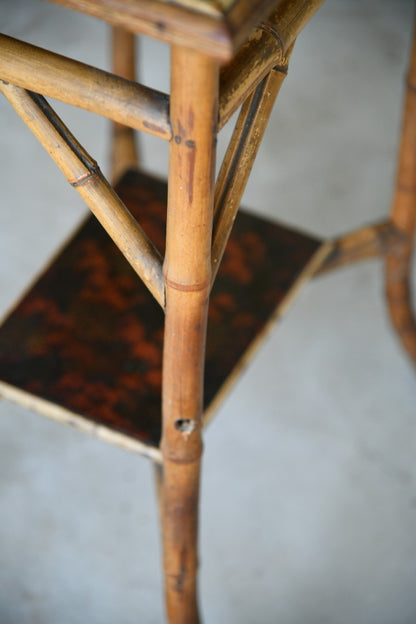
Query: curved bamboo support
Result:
<box><xmin>111</xmin><ymin>27</ymin><xmax>140</xmax><ymax>183</ymax></box>
<box><xmin>0</xmin><ymin>81</ymin><xmax>165</xmax><ymax>307</ymax></box>
<box><xmin>386</xmin><ymin>22</ymin><xmax>416</xmax><ymax>365</ymax></box>
<box><xmin>162</xmin><ymin>47</ymin><xmax>218</xmax><ymax>623</ymax></box>
<box><xmin>0</xmin><ymin>33</ymin><xmax>171</xmax><ymax>140</ymax></box>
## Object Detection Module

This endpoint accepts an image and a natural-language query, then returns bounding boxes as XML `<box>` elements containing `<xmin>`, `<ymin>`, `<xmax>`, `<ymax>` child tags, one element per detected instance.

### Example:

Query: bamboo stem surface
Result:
<box><xmin>0</xmin><ymin>34</ymin><xmax>171</xmax><ymax>140</ymax></box>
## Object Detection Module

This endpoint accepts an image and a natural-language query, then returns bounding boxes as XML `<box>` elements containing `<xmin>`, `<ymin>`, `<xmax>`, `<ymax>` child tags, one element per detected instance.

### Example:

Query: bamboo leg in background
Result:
<box><xmin>111</xmin><ymin>27</ymin><xmax>139</xmax><ymax>183</ymax></box>
<box><xmin>161</xmin><ymin>47</ymin><xmax>218</xmax><ymax>623</ymax></box>
<box><xmin>386</xmin><ymin>22</ymin><xmax>416</xmax><ymax>365</ymax></box>
<box><xmin>110</xmin><ymin>26</ymin><xmax>167</xmax><ymax>513</ymax></box>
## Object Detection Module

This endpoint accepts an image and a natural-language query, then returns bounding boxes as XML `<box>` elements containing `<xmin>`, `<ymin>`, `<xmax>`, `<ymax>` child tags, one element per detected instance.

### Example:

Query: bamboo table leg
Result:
<box><xmin>110</xmin><ymin>27</ymin><xmax>139</xmax><ymax>184</ymax></box>
<box><xmin>161</xmin><ymin>46</ymin><xmax>218</xmax><ymax>623</ymax></box>
<box><xmin>386</xmin><ymin>19</ymin><xmax>416</xmax><ymax>365</ymax></box>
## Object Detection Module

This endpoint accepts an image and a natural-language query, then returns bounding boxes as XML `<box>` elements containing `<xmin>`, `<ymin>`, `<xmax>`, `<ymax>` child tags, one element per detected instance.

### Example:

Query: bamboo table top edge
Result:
<box><xmin>46</xmin><ymin>0</ymin><xmax>280</xmax><ymax>61</ymax></box>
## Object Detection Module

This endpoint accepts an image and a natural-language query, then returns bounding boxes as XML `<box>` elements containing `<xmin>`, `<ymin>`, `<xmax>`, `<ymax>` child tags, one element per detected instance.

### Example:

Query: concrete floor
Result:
<box><xmin>0</xmin><ymin>1</ymin><xmax>416</xmax><ymax>622</ymax></box>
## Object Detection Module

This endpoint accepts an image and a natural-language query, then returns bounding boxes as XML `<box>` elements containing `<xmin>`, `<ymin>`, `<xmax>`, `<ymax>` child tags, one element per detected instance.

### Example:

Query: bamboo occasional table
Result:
<box><xmin>0</xmin><ymin>1</ymin><xmax>415</xmax><ymax>622</ymax></box>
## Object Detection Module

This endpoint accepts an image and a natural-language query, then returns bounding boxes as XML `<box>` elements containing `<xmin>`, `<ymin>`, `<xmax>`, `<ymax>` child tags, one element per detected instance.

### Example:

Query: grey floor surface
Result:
<box><xmin>0</xmin><ymin>1</ymin><xmax>416</xmax><ymax>622</ymax></box>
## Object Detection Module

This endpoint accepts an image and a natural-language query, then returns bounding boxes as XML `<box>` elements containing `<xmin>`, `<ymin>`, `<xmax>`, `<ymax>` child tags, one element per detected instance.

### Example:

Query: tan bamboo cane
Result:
<box><xmin>0</xmin><ymin>82</ymin><xmax>164</xmax><ymax>307</ymax></box>
<box><xmin>219</xmin><ymin>0</ymin><xmax>325</xmax><ymax>128</ymax></box>
<box><xmin>153</xmin><ymin>462</ymin><xmax>164</xmax><ymax>521</ymax></box>
<box><xmin>111</xmin><ymin>27</ymin><xmax>140</xmax><ymax>183</ymax></box>
<box><xmin>108</xmin><ymin>25</ymin><xmax>168</xmax><ymax>525</ymax></box>
<box><xmin>0</xmin><ymin>34</ymin><xmax>171</xmax><ymax>140</ymax></box>
<box><xmin>212</xmin><ymin>59</ymin><xmax>291</xmax><ymax>285</ymax></box>
<box><xmin>161</xmin><ymin>47</ymin><xmax>218</xmax><ymax>623</ymax></box>
<box><xmin>316</xmin><ymin>222</ymin><xmax>406</xmax><ymax>276</ymax></box>
<box><xmin>386</xmin><ymin>20</ymin><xmax>416</xmax><ymax>364</ymax></box>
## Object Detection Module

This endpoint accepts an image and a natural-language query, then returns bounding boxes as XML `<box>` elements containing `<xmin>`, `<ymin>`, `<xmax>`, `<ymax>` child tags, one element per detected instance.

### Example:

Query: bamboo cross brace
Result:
<box><xmin>212</xmin><ymin>62</ymin><xmax>291</xmax><ymax>285</ymax></box>
<box><xmin>0</xmin><ymin>33</ymin><xmax>171</xmax><ymax>140</ymax></box>
<box><xmin>316</xmin><ymin>221</ymin><xmax>408</xmax><ymax>276</ymax></box>
<box><xmin>0</xmin><ymin>81</ymin><xmax>165</xmax><ymax>307</ymax></box>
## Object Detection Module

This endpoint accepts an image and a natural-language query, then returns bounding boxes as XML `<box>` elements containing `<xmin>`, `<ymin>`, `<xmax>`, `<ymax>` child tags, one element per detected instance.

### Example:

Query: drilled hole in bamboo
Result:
<box><xmin>174</xmin><ymin>419</ymin><xmax>196</xmax><ymax>433</ymax></box>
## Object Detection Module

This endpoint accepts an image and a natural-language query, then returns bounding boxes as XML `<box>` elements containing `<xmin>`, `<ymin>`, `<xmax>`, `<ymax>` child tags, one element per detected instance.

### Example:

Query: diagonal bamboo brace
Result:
<box><xmin>0</xmin><ymin>81</ymin><xmax>165</xmax><ymax>308</ymax></box>
<box><xmin>213</xmin><ymin>61</ymin><xmax>291</xmax><ymax>285</ymax></box>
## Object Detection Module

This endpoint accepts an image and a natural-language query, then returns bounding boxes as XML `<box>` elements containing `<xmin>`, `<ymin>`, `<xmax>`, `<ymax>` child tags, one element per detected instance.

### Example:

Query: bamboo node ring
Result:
<box><xmin>70</xmin><ymin>168</ymin><xmax>99</xmax><ymax>187</ymax></box>
<box><xmin>260</xmin><ymin>21</ymin><xmax>284</xmax><ymax>52</ymax></box>
<box><xmin>164</xmin><ymin>277</ymin><xmax>210</xmax><ymax>292</ymax></box>
<box><xmin>398</xmin><ymin>181</ymin><xmax>416</xmax><ymax>194</ymax></box>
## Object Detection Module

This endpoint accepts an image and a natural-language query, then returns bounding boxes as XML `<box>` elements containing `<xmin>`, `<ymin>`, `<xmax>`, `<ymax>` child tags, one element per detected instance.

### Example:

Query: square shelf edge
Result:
<box><xmin>0</xmin><ymin>170</ymin><xmax>324</xmax><ymax>458</ymax></box>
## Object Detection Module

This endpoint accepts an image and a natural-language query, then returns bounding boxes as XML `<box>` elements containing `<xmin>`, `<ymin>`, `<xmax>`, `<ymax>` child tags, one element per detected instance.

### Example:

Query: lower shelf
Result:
<box><xmin>0</xmin><ymin>169</ymin><xmax>324</xmax><ymax>459</ymax></box>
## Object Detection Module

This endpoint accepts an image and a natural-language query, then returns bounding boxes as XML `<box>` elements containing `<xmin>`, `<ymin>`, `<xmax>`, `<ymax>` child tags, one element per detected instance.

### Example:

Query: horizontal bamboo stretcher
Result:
<box><xmin>0</xmin><ymin>170</ymin><xmax>325</xmax><ymax>462</ymax></box>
